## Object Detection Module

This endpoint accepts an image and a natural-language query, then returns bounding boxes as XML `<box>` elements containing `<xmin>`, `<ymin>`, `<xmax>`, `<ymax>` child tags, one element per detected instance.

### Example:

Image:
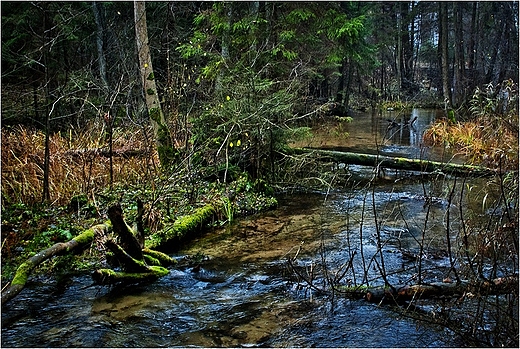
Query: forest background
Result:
<box><xmin>1</xmin><ymin>1</ymin><xmax>518</xmax><ymax>288</ymax></box>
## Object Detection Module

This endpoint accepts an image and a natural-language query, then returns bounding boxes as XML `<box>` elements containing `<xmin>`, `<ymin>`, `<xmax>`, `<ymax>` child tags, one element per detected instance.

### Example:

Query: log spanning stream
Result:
<box><xmin>1</xmin><ymin>109</ymin><xmax>514</xmax><ymax>347</ymax></box>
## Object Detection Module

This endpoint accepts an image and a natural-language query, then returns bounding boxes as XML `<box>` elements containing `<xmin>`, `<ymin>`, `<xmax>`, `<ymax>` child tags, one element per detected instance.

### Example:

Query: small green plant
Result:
<box><xmin>221</xmin><ymin>196</ymin><xmax>234</xmax><ymax>225</ymax></box>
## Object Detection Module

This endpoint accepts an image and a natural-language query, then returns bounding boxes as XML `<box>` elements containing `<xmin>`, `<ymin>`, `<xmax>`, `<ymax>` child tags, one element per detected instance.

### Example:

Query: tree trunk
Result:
<box><xmin>42</xmin><ymin>5</ymin><xmax>51</xmax><ymax>203</ymax></box>
<box><xmin>107</xmin><ymin>204</ymin><xmax>143</xmax><ymax>261</ymax></box>
<box><xmin>453</xmin><ymin>3</ymin><xmax>465</xmax><ymax>107</ymax></box>
<box><xmin>134</xmin><ymin>0</ymin><xmax>176</xmax><ymax>167</ymax></box>
<box><xmin>92</xmin><ymin>2</ymin><xmax>109</xmax><ymax>91</ymax></box>
<box><xmin>396</xmin><ymin>7</ymin><xmax>402</xmax><ymax>95</ymax></box>
<box><xmin>92</xmin><ymin>202</ymin><xmax>173</xmax><ymax>285</ymax></box>
<box><xmin>215</xmin><ymin>2</ymin><xmax>233</xmax><ymax>92</ymax></box>
<box><xmin>467</xmin><ymin>2</ymin><xmax>477</xmax><ymax>72</ymax></box>
<box><xmin>438</xmin><ymin>2</ymin><xmax>452</xmax><ymax>110</ymax></box>
<box><xmin>92</xmin><ymin>203</ymin><xmax>174</xmax><ymax>286</ymax></box>
<box><xmin>287</xmin><ymin>147</ymin><xmax>498</xmax><ymax>177</ymax></box>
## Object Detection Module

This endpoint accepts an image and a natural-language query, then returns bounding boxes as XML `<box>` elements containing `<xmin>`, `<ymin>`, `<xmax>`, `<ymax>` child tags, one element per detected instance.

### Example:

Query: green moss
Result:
<box><xmin>147</xmin><ymin>88</ymin><xmax>155</xmax><ymax>95</ymax></box>
<box><xmin>147</xmin><ymin>72</ymin><xmax>155</xmax><ymax>81</ymax></box>
<box><xmin>337</xmin><ymin>284</ymin><xmax>372</xmax><ymax>293</ymax></box>
<box><xmin>94</xmin><ymin>266</ymin><xmax>169</xmax><ymax>282</ymax></box>
<box><xmin>157</xmin><ymin>144</ymin><xmax>177</xmax><ymax>167</ymax></box>
<box><xmin>72</xmin><ymin>220</ymin><xmax>111</xmax><ymax>245</ymax></box>
<box><xmin>72</xmin><ymin>228</ymin><xmax>94</xmax><ymax>244</ymax></box>
<box><xmin>146</xmin><ymin>204</ymin><xmax>215</xmax><ymax>249</ymax></box>
<box><xmin>148</xmin><ymin>108</ymin><xmax>177</xmax><ymax>167</ymax></box>
<box><xmin>143</xmin><ymin>254</ymin><xmax>161</xmax><ymax>266</ymax></box>
<box><xmin>149</xmin><ymin>107</ymin><xmax>160</xmax><ymax>122</ymax></box>
<box><xmin>143</xmin><ymin>248</ymin><xmax>176</xmax><ymax>266</ymax></box>
<box><xmin>447</xmin><ymin>109</ymin><xmax>456</xmax><ymax>123</ymax></box>
<box><xmin>11</xmin><ymin>261</ymin><xmax>34</xmax><ymax>286</ymax></box>
<box><xmin>148</xmin><ymin>265</ymin><xmax>169</xmax><ymax>277</ymax></box>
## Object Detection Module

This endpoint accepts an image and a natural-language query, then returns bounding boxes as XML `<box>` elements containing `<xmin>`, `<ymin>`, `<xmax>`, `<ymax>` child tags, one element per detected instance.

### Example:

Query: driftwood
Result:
<box><xmin>1</xmin><ymin>221</ymin><xmax>111</xmax><ymax>305</ymax></box>
<box><xmin>287</xmin><ymin>147</ymin><xmax>498</xmax><ymax>177</ymax></box>
<box><xmin>364</xmin><ymin>275</ymin><xmax>519</xmax><ymax>304</ymax></box>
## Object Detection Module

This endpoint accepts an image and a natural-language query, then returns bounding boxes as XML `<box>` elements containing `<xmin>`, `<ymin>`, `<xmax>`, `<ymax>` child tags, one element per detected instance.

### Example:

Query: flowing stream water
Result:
<box><xmin>2</xmin><ymin>109</ymin><xmax>500</xmax><ymax>347</ymax></box>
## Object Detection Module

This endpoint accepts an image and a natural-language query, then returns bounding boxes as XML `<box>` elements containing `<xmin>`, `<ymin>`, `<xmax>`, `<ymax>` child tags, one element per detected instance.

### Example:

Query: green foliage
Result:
<box><xmin>221</xmin><ymin>197</ymin><xmax>234</xmax><ymax>225</ymax></box>
<box><xmin>469</xmin><ymin>80</ymin><xmax>518</xmax><ymax>119</ymax></box>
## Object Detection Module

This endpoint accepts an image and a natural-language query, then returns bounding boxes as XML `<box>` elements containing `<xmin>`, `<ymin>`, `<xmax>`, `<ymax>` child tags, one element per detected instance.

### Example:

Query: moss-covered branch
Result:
<box><xmin>361</xmin><ymin>275</ymin><xmax>519</xmax><ymax>304</ymax></box>
<box><xmin>287</xmin><ymin>147</ymin><xmax>498</xmax><ymax>177</ymax></box>
<box><xmin>1</xmin><ymin>221</ymin><xmax>111</xmax><ymax>305</ymax></box>
<box><xmin>146</xmin><ymin>204</ymin><xmax>216</xmax><ymax>251</ymax></box>
<box><xmin>92</xmin><ymin>266</ymin><xmax>169</xmax><ymax>285</ymax></box>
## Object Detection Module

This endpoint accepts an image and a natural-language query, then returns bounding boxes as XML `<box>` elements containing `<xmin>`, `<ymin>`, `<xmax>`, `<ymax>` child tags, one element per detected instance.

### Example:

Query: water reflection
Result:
<box><xmin>293</xmin><ymin>108</ymin><xmax>450</xmax><ymax>162</ymax></box>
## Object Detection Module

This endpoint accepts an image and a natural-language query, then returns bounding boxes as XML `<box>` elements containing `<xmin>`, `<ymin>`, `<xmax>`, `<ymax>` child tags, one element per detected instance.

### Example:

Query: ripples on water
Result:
<box><xmin>2</xmin><ymin>192</ymin><xmax>460</xmax><ymax>347</ymax></box>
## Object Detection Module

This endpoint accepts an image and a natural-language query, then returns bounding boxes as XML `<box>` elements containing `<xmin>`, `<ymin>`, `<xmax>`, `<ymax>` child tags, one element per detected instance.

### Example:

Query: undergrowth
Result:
<box><xmin>423</xmin><ymin>80</ymin><xmax>518</xmax><ymax>171</ymax></box>
<box><xmin>1</xmin><ymin>122</ymin><xmax>279</xmax><ymax>284</ymax></box>
<box><xmin>1</xmin><ymin>120</ymin><xmax>159</xmax><ymax>207</ymax></box>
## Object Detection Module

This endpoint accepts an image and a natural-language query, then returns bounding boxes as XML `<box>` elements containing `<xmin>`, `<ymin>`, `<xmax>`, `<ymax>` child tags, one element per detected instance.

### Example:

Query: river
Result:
<box><xmin>1</xmin><ymin>109</ymin><xmax>510</xmax><ymax>347</ymax></box>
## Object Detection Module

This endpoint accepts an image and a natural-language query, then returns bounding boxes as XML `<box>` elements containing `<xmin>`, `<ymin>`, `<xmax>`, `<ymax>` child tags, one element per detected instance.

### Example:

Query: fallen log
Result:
<box><xmin>92</xmin><ymin>266</ymin><xmax>169</xmax><ymax>285</ymax></box>
<box><xmin>146</xmin><ymin>204</ymin><xmax>216</xmax><ymax>251</ymax></box>
<box><xmin>286</xmin><ymin>147</ymin><xmax>498</xmax><ymax>177</ymax></box>
<box><xmin>91</xmin><ymin>203</ymin><xmax>175</xmax><ymax>286</ymax></box>
<box><xmin>364</xmin><ymin>275</ymin><xmax>519</xmax><ymax>304</ymax></box>
<box><xmin>92</xmin><ymin>204</ymin><xmax>173</xmax><ymax>285</ymax></box>
<box><xmin>1</xmin><ymin>221</ymin><xmax>111</xmax><ymax>305</ymax></box>
<box><xmin>64</xmin><ymin>148</ymin><xmax>152</xmax><ymax>159</ymax></box>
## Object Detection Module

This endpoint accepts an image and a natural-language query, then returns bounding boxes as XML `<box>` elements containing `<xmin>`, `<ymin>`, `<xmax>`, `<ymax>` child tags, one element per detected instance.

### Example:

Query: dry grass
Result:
<box><xmin>1</xmin><ymin>121</ymin><xmax>160</xmax><ymax>207</ymax></box>
<box><xmin>423</xmin><ymin>114</ymin><xmax>518</xmax><ymax>171</ymax></box>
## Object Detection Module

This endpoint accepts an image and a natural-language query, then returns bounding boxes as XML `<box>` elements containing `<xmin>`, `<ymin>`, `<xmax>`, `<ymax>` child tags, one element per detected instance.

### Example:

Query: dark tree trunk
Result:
<box><xmin>42</xmin><ymin>5</ymin><xmax>51</xmax><ymax>203</ymax></box>
<box><xmin>485</xmin><ymin>3</ymin><xmax>505</xmax><ymax>84</ymax></box>
<box><xmin>467</xmin><ymin>3</ymin><xmax>477</xmax><ymax>72</ymax></box>
<box><xmin>107</xmin><ymin>204</ymin><xmax>143</xmax><ymax>262</ymax></box>
<box><xmin>92</xmin><ymin>2</ymin><xmax>109</xmax><ymax>90</ymax></box>
<box><xmin>438</xmin><ymin>2</ymin><xmax>452</xmax><ymax>109</ymax></box>
<box><xmin>453</xmin><ymin>2</ymin><xmax>465</xmax><ymax>106</ymax></box>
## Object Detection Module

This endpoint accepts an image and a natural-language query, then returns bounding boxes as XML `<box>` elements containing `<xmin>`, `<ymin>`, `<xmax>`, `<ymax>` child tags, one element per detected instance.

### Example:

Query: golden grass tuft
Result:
<box><xmin>1</xmin><ymin>121</ymin><xmax>160</xmax><ymax>207</ymax></box>
<box><xmin>423</xmin><ymin>114</ymin><xmax>518</xmax><ymax>170</ymax></box>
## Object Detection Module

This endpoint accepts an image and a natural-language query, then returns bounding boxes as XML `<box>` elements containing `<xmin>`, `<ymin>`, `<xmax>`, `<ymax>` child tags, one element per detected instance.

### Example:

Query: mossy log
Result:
<box><xmin>92</xmin><ymin>266</ymin><xmax>169</xmax><ymax>285</ymax></box>
<box><xmin>146</xmin><ymin>204</ymin><xmax>216</xmax><ymax>251</ymax></box>
<box><xmin>364</xmin><ymin>275</ymin><xmax>519</xmax><ymax>304</ymax></box>
<box><xmin>287</xmin><ymin>147</ymin><xmax>498</xmax><ymax>177</ymax></box>
<box><xmin>107</xmin><ymin>204</ymin><xmax>144</xmax><ymax>260</ymax></box>
<box><xmin>142</xmin><ymin>248</ymin><xmax>176</xmax><ymax>266</ymax></box>
<box><xmin>1</xmin><ymin>221</ymin><xmax>111</xmax><ymax>305</ymax></box>
<box><xmin>91</xmin><ymin>203</ymin><xmax>175</xmax><ymax>286</ymax></box>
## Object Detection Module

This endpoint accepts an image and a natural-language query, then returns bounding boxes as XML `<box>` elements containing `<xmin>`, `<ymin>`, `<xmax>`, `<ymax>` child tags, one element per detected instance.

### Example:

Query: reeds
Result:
<box><xmin>423</xmin><ymin>114</ymin><xmax>518</xmax><ymax>170</ymax></box>
<box><xmin>1</xmin><ymin>121</ymin><xmax>160</xmax><ymax>207</ymax></box>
